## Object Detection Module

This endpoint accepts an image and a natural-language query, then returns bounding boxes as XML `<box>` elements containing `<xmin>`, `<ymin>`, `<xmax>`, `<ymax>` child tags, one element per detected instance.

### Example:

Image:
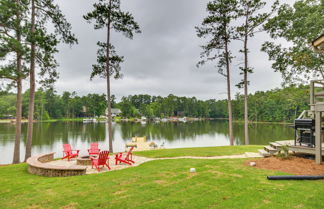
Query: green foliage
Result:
<box><xmin>118</xmin><ymin>94</ymin><xmax>212</xmax><ymax>118</ymax></box>
<box><xmin>0</xmin><ymin>85</ymin><xmax>310</xmax><ymax>121</ymax></box>
<box><xmin>29</xmin><ymin>0</ymin><xmax>78</xmax><ymax>87</ymax></box>
<box><xmin>91</xmin><ymin>42</ymin><xmax>124</xmax><ymax>80</ymax></box>
<box><xmin>235</xmin><ymin>0</ymin><xmax>278</xmax><ymax>87</ymax></box>
<box><xmin>117</xmin><ymin>85</ymin><xmax>309</xmax><ymax>121</ymax></box>
<box><xmin>42</xmin><ymin>110</ymin><xmax>50</xmax><ymax>120</ymax></box>
<box><xmin>0</xmin><ymin>93</ymin><xmax>16</xmax><ymax>117</ymax></box>
<box><xmin>0</xmin><ymin>0</ymin><xmax>29</xmax><ymax>82</ymax></box>
<box><xmin>277</xmin><ymin>145</ymin><xmax>290</xmax><ymax>159</ymax></box>
<box><xmin>83</xmin><ymin>0</ymin><xmax>141</xmax><ymax>80</ymax></box>
<box><xmin>238</xmin><ymin>85</ymin><xmax>309</xmax><ymax>122</ymax></box>
<box><xmin>262</xmin><ymin>0</ymin><xmax>324</xmax><ymax>84</ymax></box>
<box><xmin>196</xmin><ymin>0</ymin><xmax>237</xmax><ymax>74</ymax></box>
<box><xmin>0</xmin><ymin>88</ymin><xmax>108</xmax><ymax>119</ymax></box>
<box><xmin>84</xmin><ymin>93</ymin><xmax>107</xmax><ymax>117</ymax></box>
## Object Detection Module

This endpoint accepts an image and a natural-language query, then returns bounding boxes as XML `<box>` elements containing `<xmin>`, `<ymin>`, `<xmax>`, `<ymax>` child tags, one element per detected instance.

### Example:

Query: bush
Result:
<box><xmin>42</xmin><ymin>111</ymin><xmax>51</xmax><ymax>120</ymax></box>
<box><xmin>277</xmin><ymin>145</ymin><xmax>290</xmax><ymax>159</ymax></box>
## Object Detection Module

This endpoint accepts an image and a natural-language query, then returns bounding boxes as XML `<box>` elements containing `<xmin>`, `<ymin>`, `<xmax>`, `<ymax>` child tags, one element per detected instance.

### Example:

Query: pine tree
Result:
<box><xmin>84</xmin><ymin>0</ymin><xmax>141</xmax><ymax>152</ymax></box>
<box><xmin>0</xmin><ymin>0</ymin><xmax>29</xmax><ymax>163</ymax></box>
<box><xmin>196</xmin><ymin>0</ymin><xmax>238</xmax><ymax>145</ymax></box>
<box><xmin>24</xmin><ymin>0</ymin><xmax>77</xmax><ymax>161</ymax></box>
<box><xmin>236</xmin><ymin>0</ymin><xmax>278</xmax><ymax>145</ymax></box>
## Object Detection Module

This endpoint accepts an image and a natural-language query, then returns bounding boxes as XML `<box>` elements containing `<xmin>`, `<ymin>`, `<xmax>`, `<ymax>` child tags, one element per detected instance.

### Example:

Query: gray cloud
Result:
<box><xmin>52</xmin><ymin>0</ymin><xmax>290</xmax><ymax>101</ymax></box>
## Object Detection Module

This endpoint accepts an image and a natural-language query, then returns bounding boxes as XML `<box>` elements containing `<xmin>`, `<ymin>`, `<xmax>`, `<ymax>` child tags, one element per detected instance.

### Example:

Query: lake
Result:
<box><xmin>0</xmin><ymin>120</ymin><xmax>294</xmax><ymax>164</ymax></box>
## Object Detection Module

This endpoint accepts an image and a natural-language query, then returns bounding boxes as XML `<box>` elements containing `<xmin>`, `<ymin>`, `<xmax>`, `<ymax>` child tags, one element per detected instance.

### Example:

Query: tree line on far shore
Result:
<box><xmin>118</xmin><ymin>85</ymin><xmax>309</xmax><ymax>122</ymax></box>
<box><xmin>0</xmin><ymin>84</ymin><xmax>309</xmax><ymax>122</ymax></box>
<box><xmin>0</xmin><ymin>89</ymin><xmax>107</xmax><ymax>119</ymax></box>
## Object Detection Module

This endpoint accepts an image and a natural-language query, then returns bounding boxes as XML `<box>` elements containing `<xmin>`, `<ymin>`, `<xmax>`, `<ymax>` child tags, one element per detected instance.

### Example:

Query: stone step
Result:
<box><xmin>264</xmin><ymin>145</ymin><xmax>277</xmax><ymax>153</ymax></box>
<box><xmin>258</xmin><ymin>149</ymin><xmax>270</xmax><ymax>157</ymax></box>
<box><xmin>270</xmin><ymin>142</ymin><xmax>282</xmax><ymax>149</ymax></box>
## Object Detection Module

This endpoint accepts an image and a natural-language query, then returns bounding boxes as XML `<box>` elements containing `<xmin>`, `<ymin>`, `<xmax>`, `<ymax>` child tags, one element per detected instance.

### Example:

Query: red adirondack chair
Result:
<box><xmin>62</xmin><ymin>144</ymin><xmax>79</xmax><ymax>161</ymax></box>
<box><xmin>115</xmin><ymin>147</ymin><xmax>135</xmax><ymax>165</ymax></box>
<box><xmin>91</xmin><ymin>151</ymin><xmax>110</xmax><ymax>171</ymax></box>
<box><xmin>88</xmin><ymin>142</ymin><xmax>100</xmax><ymax>155</ymax></box>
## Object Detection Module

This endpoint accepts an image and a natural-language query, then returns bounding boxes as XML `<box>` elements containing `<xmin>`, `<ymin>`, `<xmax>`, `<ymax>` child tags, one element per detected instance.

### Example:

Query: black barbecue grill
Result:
<box><xmin>294</xmin><ymin>119</ymin><xmax>315</xmax><ymax>147</ymax></box>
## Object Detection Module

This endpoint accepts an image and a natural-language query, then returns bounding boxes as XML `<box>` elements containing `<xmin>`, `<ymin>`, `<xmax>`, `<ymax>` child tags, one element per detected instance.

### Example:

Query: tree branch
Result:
<box><xmin>0</xmin><ymin>28</ymin><xmax>15</xmax><ymax>39</ymax></box>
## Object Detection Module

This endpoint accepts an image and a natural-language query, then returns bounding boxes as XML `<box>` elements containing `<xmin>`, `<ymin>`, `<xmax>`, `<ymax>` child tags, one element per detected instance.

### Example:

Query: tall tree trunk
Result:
<box><xmin>13</xmin><ymin>69</ymin><xmax>22</xmax><ymax>164</ymax></box>
<box><xmin>106</xmin><ymin>0</ymin><xmax>113</xmax><ymax>153</ymax></box>
<box><xmin>25</xmin><ymin>0</ymin><xmax>36</xmax><ymax>161</ymax></box>
<box><xmin>13</xmin><ymin>3</ymin><xmax>22</xmax><ymax>163</ymax></box>
<box><xmin>224</xmin><ymin>39</ymin><xmax>234</xmax><ymax>146</ymax></box>
<box><xmin>243</xmin><ymin>33</ymin><xmax>249</xmax><ymax>145</ymax></box>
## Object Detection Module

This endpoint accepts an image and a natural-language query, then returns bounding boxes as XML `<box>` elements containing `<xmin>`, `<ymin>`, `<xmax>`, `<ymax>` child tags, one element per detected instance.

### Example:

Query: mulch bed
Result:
<box><xmin>246</xmin><ymin>156</ymin><xmax>324</xmax><ymax>175</ymax></box>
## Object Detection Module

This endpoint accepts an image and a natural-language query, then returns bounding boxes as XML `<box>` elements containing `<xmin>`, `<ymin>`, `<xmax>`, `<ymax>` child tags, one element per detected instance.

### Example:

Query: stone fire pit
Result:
<box><xmin>27</xmin><ymin>153</ymin><xmax>87</xmax><ymax>177</ymax></box>
<box><xmin>28</xmin><ymin>153</ymin><xmax>154</xmax><ymax>176</ymax></box>
<box><xmin>77</xmin><ymin>156</ymin><xmax>93</xmax><ymax>166</ymax></box>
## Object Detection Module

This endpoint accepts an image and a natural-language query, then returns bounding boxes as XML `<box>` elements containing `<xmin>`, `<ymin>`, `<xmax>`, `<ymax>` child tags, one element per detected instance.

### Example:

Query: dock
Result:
<box><xmin>126</xmin><ymin>136</ymin><xmax>158</xmax><ymax>151</ymax></box>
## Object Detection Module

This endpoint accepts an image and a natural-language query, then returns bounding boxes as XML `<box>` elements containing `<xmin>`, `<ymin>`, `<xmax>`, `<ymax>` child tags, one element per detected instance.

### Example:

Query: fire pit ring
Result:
<box><xmin>76</xmin><ymin>156</ymin><xmax>94</xmax><ymax>166</ymax></box>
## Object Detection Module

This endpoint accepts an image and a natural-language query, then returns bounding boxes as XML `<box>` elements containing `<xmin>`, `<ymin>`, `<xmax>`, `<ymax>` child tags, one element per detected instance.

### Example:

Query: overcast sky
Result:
<box><xmin>41</xmin><ymin>0</ymin><xmax>294</xmax><ymax>101</ymax></box>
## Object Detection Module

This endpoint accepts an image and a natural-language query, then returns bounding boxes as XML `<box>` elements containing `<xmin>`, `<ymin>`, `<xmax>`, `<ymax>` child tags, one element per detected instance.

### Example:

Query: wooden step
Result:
<box><xmin>264</xmin><ymin>145</ymin><xmax>277</xmax><ymax>154</ymax></box>
<box><xmin>270</xmin><ymin>142</ymin><xmax>282</xmax><ymax>149</ymax></box>
<box><xmin>315</xmin><ymin>91</ymin><xmax>324</xmax><ymax>96</ymax></box>
<box><xmin>275</xmin><ymin>140</ymin><xmax>294</xmax><ymax>146</ymax></box>
<box><xmin>258</xmin><ymin>149</ymin><xmax>270</xmax><ymax>157</ymax></box>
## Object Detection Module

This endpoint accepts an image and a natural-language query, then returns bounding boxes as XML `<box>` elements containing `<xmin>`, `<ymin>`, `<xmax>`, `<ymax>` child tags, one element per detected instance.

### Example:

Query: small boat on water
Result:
<box><xmin>153</xmin><ymin>117</ymin><xmax>161</xmax><ymax>123</ymax></box>
<box><xmin>83</xmin><ymin>118</ymin><xmax>97</xmax><ymax>123</ymax></box>
<box><xmin>178</xmin><ymin>117</ymin><xmax>187</xmax><ymax>122</ymax></box>
<box><xmin>161</xmin><ymin>118</ymin><xmax>169</xmax><ymax>122</ymax></box>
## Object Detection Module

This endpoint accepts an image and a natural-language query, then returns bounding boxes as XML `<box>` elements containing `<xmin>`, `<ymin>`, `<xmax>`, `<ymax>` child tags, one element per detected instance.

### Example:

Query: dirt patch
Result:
<box><xmin>187</xmin><ymin>172</ymin><xmax>198</xmax><ymax>179</ymax></box>
<box><xmin>208</xmin><ymin>170</ymin><xmax>224</xmax><ymax>176</ymax></box>
<box><xmin>158</xmin><ymin>171</ymin><xmax>178</xmax><ymax>178</ymax></box>
<box><xmin>294</xmin><ymin>204</ymin><xmax>304</xmax><ymax>209</ymax></box>
<box><xmin>229</xmin><ymin>173</ymin><xmax>243</xmax><ymax>178</ymax></box>
<box><xmin>60</xmin><ymin>202</ymin><xmax>78</xmax><ymax>209</ymax></box>
<box><xmin>204</xmin><ymin>165</ymin><xmax>220</xmax><ymax>169</ymax></box>
<box><xmin>155</xmin><ymin>179</ymin><xmax>168</xmax><ymax>185</ymax></box>
<box><xmin>112</xmin><ymin>190</ymin><xmax>128</xmax><ymax>195</ymax></box>
<box><xmin>246</xmin><ymin>156</ymin><xmax>324</xmax><ymax>175</ymax></box>
<box><xmin>27</xmin><ymin>205</ymin><xmax>44</xmax><ymax>209</ymax></box>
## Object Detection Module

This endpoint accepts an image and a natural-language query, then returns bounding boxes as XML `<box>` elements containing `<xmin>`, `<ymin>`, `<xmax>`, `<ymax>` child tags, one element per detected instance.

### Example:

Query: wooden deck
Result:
<box><xmin>278</xmin><ymin>140</ymin><xmax>324</xmax><ymax>156</ymax></box>
<box><xmin>259</xmin><ymin>140</ymin><xmax>324</xmax><ymax>157</ymax></box>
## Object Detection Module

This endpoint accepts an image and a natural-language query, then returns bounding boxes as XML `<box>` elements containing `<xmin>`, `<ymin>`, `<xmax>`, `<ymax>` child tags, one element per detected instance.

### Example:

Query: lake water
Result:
<box><xmin>0</xmin><ymin>120</ymin><xmax>294</xmax><ymax>164</ymax></box>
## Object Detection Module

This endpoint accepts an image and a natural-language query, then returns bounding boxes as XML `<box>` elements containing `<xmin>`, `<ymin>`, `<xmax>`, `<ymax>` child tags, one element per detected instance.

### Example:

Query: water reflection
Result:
<box><xmin>0</xmin><ymin>120</ymin><xmax>294</xmax><ymax>164</ymax></box>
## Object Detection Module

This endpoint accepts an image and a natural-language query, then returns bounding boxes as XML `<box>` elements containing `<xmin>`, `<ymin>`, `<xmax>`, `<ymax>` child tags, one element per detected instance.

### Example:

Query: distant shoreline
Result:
<box><xmin>213</xmin><ymin>118</ymin><xmax>293</xmax><ymax>125</ymax></box>
<box><xmin>0</xmin><ymin>117</ymin><xmax>293</xmax><ymax>125</ymax></box>
<box><xmin>0</xmin><ymin>119</ymin><xmax>29</xmax><ymax>124</ymax></box>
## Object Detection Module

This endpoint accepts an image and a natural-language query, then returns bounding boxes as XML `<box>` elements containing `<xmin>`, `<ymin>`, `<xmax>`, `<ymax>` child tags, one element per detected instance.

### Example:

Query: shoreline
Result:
<box><xmin>0</xmin><ymin>117</ymin><xmax>294</xmax><ymax>125</ymax></box>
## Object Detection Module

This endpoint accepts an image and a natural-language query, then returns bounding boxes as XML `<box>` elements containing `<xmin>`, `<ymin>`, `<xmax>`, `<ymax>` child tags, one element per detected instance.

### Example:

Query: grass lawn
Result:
<box><xmin>1</xmin><ymin>147</ymin><xmax>324</xmax><ymax>209</ymax></box>
<box><xmin>134</xmin><ymin>145</ymin><xmax>263</xmax><ymax>158</ymax></box>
